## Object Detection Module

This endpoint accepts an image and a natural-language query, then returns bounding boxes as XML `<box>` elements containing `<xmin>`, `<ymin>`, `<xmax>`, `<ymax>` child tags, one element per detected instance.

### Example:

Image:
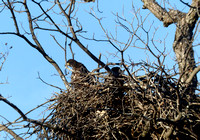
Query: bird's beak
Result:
<box><xmin>65</xmin><ymin>63</ymin><xmax>69</xmax><ymax>68</ymax></box>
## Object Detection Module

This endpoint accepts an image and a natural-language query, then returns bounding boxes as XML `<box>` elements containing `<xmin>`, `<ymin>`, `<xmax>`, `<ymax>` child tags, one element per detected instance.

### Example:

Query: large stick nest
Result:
<box><xmin>36</xmin><ymin>64</ymin><xmax>200</xmax><ymax>140</ymax></box>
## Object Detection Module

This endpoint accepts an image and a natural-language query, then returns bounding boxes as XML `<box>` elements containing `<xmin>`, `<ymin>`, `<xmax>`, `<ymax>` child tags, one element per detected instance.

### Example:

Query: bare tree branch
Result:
<box><xmin>186</xmin><ymin>65</ymin><xmax>200</xmax><ymax>84</ymax></box>
<box><xmin>5</xmin><ymin>0</ymin><xmax>19</xmax><ymax>33</ymax></box>
<box><xmin>56</xmin><ymin>0</ymin><xmax>112</xmax><ymax>74</ymax></box>
<box><xmin>0</xmin><ymin>94</ymin><xmax>73</xmax><ymax>137</ymax></box>
<box><xmin>0</xmin><ymin>124</ymin><xmax>23</xmax><ymax>140</ymax></box>
<box><xmin>141</xmin><ymin>0</ymin><xmax>185</xmax><ymax>27</ymax></box>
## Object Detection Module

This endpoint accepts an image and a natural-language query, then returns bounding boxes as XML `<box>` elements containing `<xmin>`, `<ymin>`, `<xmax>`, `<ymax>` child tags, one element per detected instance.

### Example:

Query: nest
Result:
<box><xmin>36</xmin><ymin>67</ymin><xmax>200</xmax><ymax>140</ymax></box>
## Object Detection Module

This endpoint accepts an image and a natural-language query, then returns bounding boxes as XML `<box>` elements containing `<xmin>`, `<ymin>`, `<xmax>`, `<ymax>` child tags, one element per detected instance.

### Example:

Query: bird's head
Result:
<box><xmin>111</xmin><ymin>67</ymin><xmax>123</xmax><ymax>77</ymax></box>
<box><xmin>66</xmin><ymin>59</ymin><xmax>78</xmax><ymax>68</ymax></box>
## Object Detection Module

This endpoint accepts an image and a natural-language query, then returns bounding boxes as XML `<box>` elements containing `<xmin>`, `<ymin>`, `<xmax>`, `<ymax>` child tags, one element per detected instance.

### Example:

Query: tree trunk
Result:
<box><xmin>141</xmin><ymin>0</ymin><xmax>199</xmax><ymax>92</ymax></box>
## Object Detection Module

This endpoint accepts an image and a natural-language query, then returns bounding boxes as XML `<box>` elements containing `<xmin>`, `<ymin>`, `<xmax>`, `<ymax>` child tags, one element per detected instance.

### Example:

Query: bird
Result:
<box><xmin>66</xmin><ymin>59</ymin><xmax>94</xmax><ymax>87</ymax></box>
<box><xmin>66</xmin><ymin>59</ymin><xmax>89</xmax><ymax>74</ymax></box>
<box><xmin>104</xmin><ymin>67</ymin><xmax>125</xmax><ymax>96</ymax></box>
<box><xmin>103</xmin><ymin>67</ymin><xmax>125</xmax><ymax>111</ymax></box>
<box><xmin>106</xmin><ymin>67</ymin><xmax>124</xmax><ymax>87</ymax></box>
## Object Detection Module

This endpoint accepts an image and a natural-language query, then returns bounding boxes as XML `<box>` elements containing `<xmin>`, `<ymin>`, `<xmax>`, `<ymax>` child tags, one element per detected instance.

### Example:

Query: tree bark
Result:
<box><xmin>141</xmin><ymin>0</ymin><xmax>199</xmax><ymax>91</ymax></box>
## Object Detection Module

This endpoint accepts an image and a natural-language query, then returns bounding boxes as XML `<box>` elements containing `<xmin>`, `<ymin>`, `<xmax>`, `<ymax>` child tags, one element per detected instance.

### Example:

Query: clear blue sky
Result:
<box><xmin>0</xmin><ymin>0</ymin><xmax>197</xmax><ymax>139</ymax></box>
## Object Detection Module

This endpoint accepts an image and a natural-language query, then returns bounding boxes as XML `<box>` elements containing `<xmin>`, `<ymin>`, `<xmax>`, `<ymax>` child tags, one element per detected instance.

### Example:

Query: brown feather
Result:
<box><xmin>66</xmin><ymin>59</ymin><xmax>95</xmax><ymax>87</ymax></box>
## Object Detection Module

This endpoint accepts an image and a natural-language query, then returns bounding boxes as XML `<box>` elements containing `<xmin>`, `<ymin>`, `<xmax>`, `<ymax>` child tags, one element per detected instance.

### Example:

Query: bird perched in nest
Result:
<box><xmin>108</xmin><ymin>67</ymin><xmax>124</xmax><ymax>86</ymax></box>
<box><xmin>105</xmin><ymin>67</ymin><xmax>125</xmax><ymax>96</ymax></box>
<box><xmin>103</xmin><ymin>67</ymin><xmax>125</xmax><ymax>111</ymax></box>
<box><xmin>111</xmin><ymin>67</ymin><xmax>124</xmax><ymax>85</ymax></box>
<box><xmin>66</xmin><ymin>59</ymin><xmax>95</xmax><ymax>87</ymax></box>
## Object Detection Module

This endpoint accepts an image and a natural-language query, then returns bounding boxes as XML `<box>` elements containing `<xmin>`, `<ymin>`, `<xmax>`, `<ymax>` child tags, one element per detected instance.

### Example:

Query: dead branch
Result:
<box><xmin>0</xmin><ymin>124</ymin><xmax>23</xmax><ymax>140</ymax></box>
